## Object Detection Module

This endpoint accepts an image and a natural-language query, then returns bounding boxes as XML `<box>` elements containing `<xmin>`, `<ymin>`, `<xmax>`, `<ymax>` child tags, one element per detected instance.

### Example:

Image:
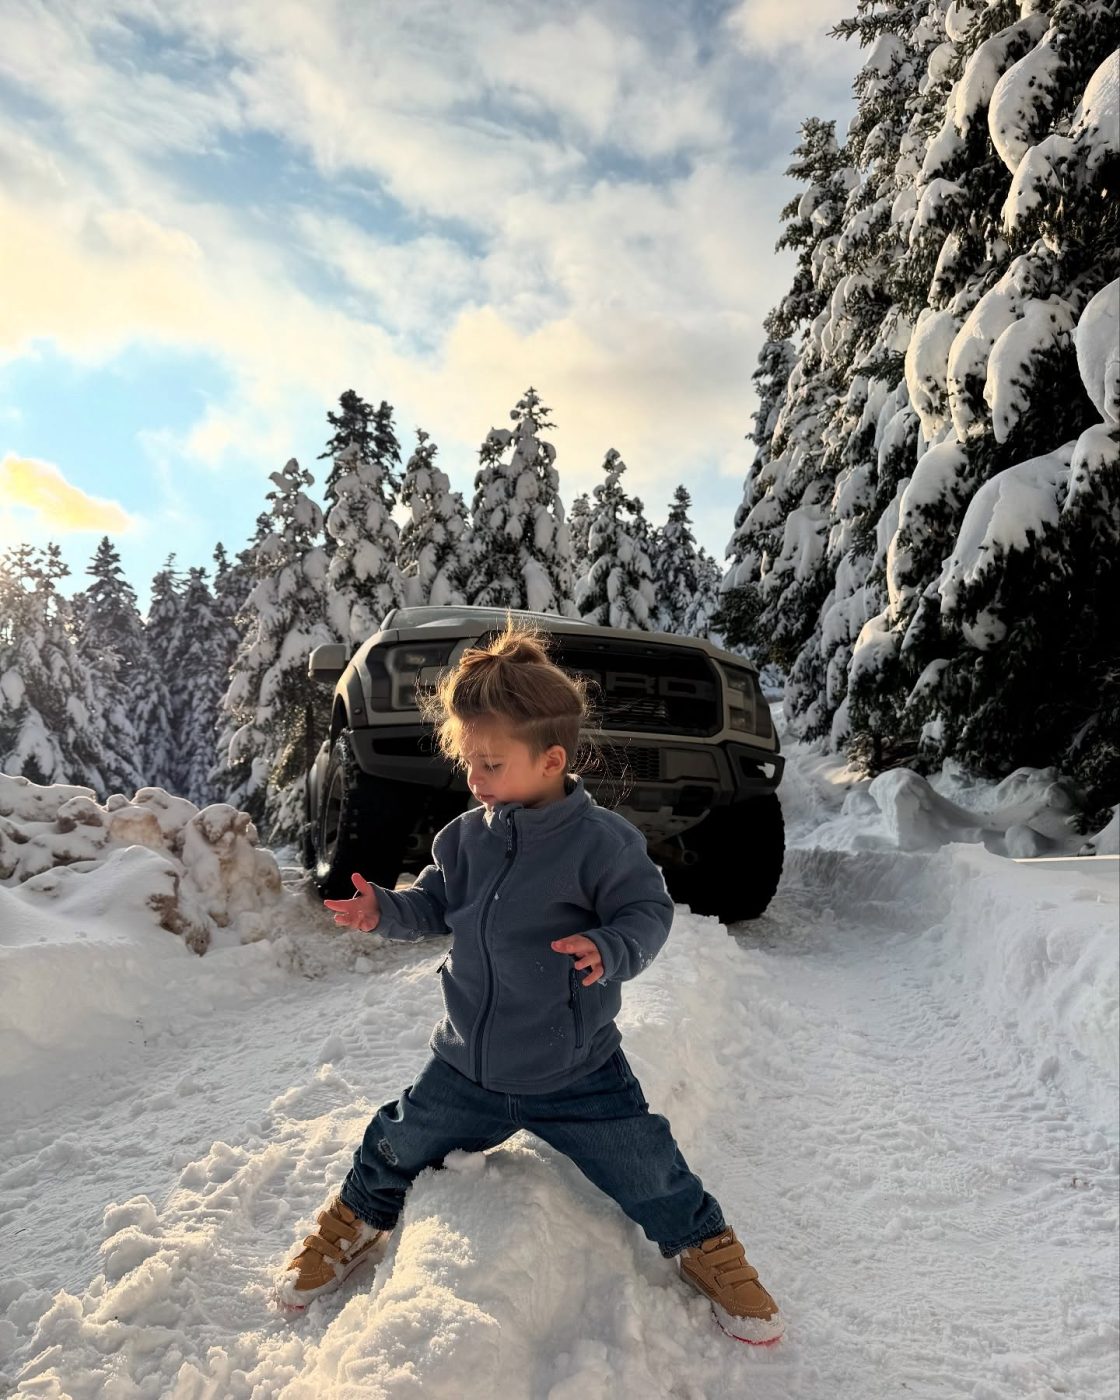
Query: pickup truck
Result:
<box><xmin>303</xmin><ymin>605</ymin><xmax>784</xmax><ymax>923</ymax></box>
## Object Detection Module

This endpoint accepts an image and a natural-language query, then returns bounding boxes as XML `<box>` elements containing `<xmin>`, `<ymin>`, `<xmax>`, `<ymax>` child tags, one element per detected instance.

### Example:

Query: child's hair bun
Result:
<box><xmin>424</xmin><ymin>615</ymin><xmax>588</xmax><ymax>763</ymax></box>
<box><xmin>481</xmin><ymin>627</ymin><xmax>551</xmax><ymax>667</ymax></box>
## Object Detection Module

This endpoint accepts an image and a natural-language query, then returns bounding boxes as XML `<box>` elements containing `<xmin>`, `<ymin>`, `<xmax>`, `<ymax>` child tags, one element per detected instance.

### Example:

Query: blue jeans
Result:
<box><xmin>340</xmin><ymin>1050</ymin><xmax>726</xmax><ymax>1257</ymax></box>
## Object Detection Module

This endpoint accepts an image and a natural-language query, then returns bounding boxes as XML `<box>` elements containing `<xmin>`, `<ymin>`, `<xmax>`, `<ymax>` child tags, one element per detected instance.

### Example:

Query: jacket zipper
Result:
<box><xmin>569</xmin><ymin>967</ymin><xmax>585</xmax><ymax>1049</ymax></box>
<box><xmin>472</xmin><ymin>812</ymin><xmax>517</xmax><ymax>1082</ymax></box>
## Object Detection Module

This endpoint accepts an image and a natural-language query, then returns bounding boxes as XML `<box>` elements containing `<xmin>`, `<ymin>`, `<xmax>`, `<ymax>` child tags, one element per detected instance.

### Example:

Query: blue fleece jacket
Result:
<box><xmin>371</xmin><ymin>776</ymin><xmax>675</xmax><ymax>1093</ymax></box>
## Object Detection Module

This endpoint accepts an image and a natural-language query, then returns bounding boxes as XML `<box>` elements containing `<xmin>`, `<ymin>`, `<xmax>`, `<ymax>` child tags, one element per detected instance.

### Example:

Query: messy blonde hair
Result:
<box><xmin>423</xmin><ymin>617</ymin><xmax>589</xmax><ymax>766</ymax></box>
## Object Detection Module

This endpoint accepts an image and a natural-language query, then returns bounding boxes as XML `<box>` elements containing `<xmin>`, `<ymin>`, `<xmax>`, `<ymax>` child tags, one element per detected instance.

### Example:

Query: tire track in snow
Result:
<box><xmin>714</xmin><ymin>846</ymin><xmax>1118</xmax><ymax>1400</ymax></box>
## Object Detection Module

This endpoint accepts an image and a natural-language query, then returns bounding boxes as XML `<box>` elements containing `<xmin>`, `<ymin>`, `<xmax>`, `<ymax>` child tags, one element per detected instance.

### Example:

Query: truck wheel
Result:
<box><xmin>300</xmin><ymin>775</ymin><xmax>317</xmax><ymax>870</ymax></box>
<box><xmin>665</xmin><ymin>793</ymin><xmax>784</xmax><ymax>923</ymax></box>
<box><xmin>314</xmin><ymin>730</ymin><xmax>408</xmax><ymax>900</ymax></box>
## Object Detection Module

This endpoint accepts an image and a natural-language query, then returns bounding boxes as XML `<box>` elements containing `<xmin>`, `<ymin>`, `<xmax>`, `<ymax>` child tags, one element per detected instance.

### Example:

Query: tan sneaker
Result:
<box><xmin>678</xmin><ymin>1228</ymin><xmax>785</xmax><ymax>1346</ymax></box>
<box><xmin>275</xmin><ymin>1195</ymin><xmax>390</xmax><ymax>1310</ymax></box>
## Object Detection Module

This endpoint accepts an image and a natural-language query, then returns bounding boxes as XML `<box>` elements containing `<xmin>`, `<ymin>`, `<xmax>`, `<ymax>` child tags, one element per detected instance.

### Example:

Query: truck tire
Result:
<box><xmin>663</xmin><ymin>793</ymin><xmax>784</xmax><ymax>924</ymax></box>
<box><xmin>300</xmin><ymin>774</ymin><xmax>317</xmax><ymax>870</ymax></box>
<box><xmin>314</xmin><ymin>730</ymin><xmax>409</xmax><ymax>900</ymax></box>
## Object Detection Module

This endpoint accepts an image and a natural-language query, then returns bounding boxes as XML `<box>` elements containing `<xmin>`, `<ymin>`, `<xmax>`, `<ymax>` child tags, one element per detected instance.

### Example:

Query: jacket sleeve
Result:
<box><xmin>587</xmin><ymin>828</ymin><xmax>675</xmax><ymax>983</ymax></box>
<box><xmin>370</xmin><ymin>826</ymin><xmax>453</xmax><ymax>941</ymax></box>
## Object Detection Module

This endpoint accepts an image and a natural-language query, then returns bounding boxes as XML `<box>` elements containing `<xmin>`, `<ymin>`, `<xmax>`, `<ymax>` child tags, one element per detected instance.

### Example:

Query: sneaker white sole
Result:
<box><xmin>710</xmin><ymin>1300</ymin><xmax>785</xmax><ymax>1347</ymax></box>
<box><xmin>275</xmin><ymin>1230</ymin><xmax>390</xmax><ymax>1312</ymax></box>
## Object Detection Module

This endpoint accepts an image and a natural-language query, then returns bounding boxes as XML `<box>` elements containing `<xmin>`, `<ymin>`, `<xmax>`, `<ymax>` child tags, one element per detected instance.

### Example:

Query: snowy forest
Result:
<box><xmin>721</xmin><ymin>1</ymin><xmax>1118</xmax><ymax>818</ymax></box>
<box><xmin>1</xmin><ymin>0</ymin><xmax>1117</xmax><ymax>843</ymax></box>
<box><xmin>0</xmin><ymin>387</ymin><xmax>723</xmax><ymax>842</ymax></box>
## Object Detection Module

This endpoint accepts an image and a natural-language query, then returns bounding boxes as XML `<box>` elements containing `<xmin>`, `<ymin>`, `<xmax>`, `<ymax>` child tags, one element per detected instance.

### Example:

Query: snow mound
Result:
<box><xmin>4</xmin><ymin>909</ymin><xmax>780</xmax><ymax>1399</ymax></box>
<box><xmin>784</xmin><ymin>740</ymin><xmax>1097</xmax><ymax>860</ymax></box>
<box><xmin>0</xmin><ymin>773</ymin><xmax>284</xmax><ymax>953</ymax></box>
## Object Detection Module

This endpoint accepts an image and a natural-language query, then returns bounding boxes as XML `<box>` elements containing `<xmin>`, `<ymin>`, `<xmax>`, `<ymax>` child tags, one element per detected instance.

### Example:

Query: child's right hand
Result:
<box><xmin>323</xmin><ymin>873</ymin><xmax>381</xmax><ymax>933</ymax></box>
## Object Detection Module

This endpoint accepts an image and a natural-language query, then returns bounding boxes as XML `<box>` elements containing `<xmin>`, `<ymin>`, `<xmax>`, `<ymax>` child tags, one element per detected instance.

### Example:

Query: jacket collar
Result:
<box><xmin>484</xmin><ymin>774</ymin><xmax>591</xmax><ymax>842</ymax></box>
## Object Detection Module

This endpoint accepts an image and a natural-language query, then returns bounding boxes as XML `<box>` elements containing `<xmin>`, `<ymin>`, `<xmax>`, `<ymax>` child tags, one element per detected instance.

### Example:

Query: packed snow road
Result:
<box><xmin>1</xmin><ymin>803</ymin><xmax>1117</xmax><ymax>1397</ymax></box>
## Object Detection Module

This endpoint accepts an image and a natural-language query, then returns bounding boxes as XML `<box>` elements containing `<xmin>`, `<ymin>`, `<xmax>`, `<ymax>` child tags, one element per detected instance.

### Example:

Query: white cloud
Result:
<box><xmin>0</xmin><ymin>453</ymin><xmax>137</xmax><ymax>540</ymax></box>
<box><xmin>727</xmin><ymin>0</ymin><xmax>850</xmax><ymax>55</ymax></box>
<box><xmin>0</xmin><ymin>0</ymin><xmax>867</xmax><ymax>561</ymax></box>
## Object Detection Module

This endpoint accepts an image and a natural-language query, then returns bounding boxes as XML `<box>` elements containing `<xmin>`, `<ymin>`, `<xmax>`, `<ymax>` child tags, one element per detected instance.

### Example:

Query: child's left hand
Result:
<box><xmin>551</xmin><ymin>935</ymin><xmax>604</xmax><ymax>986</ymax></box>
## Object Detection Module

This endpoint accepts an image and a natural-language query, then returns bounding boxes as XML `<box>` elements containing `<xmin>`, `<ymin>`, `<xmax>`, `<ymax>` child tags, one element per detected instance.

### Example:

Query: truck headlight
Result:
<box><xmin>722</xmin><ymin>666</ymin><xmax>757</xmax><ymax>734</ymax></box>
<box><xmin>385</xmin><ymin>642</ymin><xmax>454</xmax><ymax>709</ymax></box>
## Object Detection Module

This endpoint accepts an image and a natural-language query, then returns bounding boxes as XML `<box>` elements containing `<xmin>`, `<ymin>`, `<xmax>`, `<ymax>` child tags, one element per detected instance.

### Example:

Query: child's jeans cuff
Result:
<box><xmin>658</xmin><ymin>1208</ymin><xmax>728</xmax><ymax>1258</ymax></box>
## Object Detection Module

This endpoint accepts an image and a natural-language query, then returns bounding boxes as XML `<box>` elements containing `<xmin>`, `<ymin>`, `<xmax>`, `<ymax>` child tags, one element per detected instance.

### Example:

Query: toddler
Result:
<box><xmin>277</xmin><ymin>622</ymin><xmax>783</xmax><ymax>1345</ymax></box>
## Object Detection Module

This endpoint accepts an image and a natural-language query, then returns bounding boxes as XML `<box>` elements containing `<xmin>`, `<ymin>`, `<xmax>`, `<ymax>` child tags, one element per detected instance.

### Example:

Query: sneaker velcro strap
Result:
<box><xmin>705</xmin><ymin>1242</ymin><xmax>754</xmax><ymax>1271</ymax></box>
<box><xmin>319</xmin><ymin>1209</ymin><xmax>359</xmax><ymax>1244</ymax></box>
<box><xmin>304</xmin><ymin>1233</ymin><xmax>346</xmax><ymax>1262</ymax></box>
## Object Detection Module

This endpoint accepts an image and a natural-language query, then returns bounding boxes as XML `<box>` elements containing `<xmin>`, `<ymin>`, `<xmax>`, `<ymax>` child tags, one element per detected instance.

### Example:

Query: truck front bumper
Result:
<box><xmin>348</xmin><ymin>726</ymin><xmax>783</xmax><ymax>806</ymax></box>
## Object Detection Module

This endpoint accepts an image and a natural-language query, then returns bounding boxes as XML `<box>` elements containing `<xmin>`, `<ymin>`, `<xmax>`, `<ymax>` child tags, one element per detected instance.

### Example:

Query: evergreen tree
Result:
<box><xmin>175</xmin><ymin>566</ymin><xmax>226</xmax><ymax>807</ymax></box>
<box><xmin>568</xmin><ymin>491</ymin><xmax>592</xmax><ymax>578</ymax></box>
<box><xmin>0</xmin><ymin>544</ymin><xmax>106</xmax><ymax>791</ymax></box>
<box><xmin>719</xmin><ymin>119</ymin><xmax>858</xmax><ymax>694</ymax></box>
<box><xmin>325</xmin><ymin>427</ymin><xmax>404</xmax><ymax>643</ymax></box>
<box><xmin>398</xmin><ymin>429</ymin><xmax>473</xmax><ymax>606</ymax></box>
<box><xmin>651</xmin><ymin>485</ymin><xmax>702</xmax><ymax>633</ymax></box>
<box><xmin>210</xmin><ymin>519</ymin><xmax>271</xmax><ymax>811</ymax></box>
<box><xmin>683</xmin><ymin>547</ymin><xmax>724</xmax><ymax>640</ymax></box>
<box><xmin>723</xmin><ymin>0</ymin><xmax>1118</xmax><ymax>813</ymax></box>
<box><xmin>466</xmin><ymin>388</ymin><xmax>577</xmax><ymax>615</ymax></box>
<box><xmin>575</xmin><ymin>450</ymin><xmax>656</xmax><ymax>629</ymax></box>
<box><xmin>319</xmin><ymin>392</ymin><xmax>402</xmax><ymax>559</ymax></box>
<box><xmin>75</xmin><ymin>536</ymin><xmax>146</xmax><ymax>795</ymax></box>
<box><xmin>220</xmin><ymin>459</ymin><xmax>335</xmax><ymax>841</ymax></box>
<box><xmin>144</xmin><ymin>556</ymin><xmax>185</xmax><ymax>792</ymax></box>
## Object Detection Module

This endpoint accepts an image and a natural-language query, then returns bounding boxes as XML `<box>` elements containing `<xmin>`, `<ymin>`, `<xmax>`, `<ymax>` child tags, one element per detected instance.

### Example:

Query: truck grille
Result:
<box><xmin>554</xmin><ymin>640</ymin><xmax>720</xmax><ymax>737</ymax></box>
<box><xmin>580</xmin><ymin>743</ymin><xmax>661</xmax><ymax>783</ymax></box>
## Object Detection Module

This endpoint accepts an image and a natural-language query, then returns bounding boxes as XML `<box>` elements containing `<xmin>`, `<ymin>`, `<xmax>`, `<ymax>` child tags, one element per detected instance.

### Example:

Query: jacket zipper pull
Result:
<box><xmin>506</xmin><ymin>814</ymin><xmax>515</xmax><ymax>857</ymax></box>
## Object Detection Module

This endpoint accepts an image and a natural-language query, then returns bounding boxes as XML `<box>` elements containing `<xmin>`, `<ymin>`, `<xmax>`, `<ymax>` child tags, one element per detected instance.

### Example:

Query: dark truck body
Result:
<box><xmin>303</xmin><ymin>605</ymin><xmax>785</xmax><ymax>922</ymax></box>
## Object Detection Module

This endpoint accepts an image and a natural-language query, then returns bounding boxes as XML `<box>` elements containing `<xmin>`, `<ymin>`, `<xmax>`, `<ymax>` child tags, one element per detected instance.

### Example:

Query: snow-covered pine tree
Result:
<box><xmin>221</xmin><ymin>460</ymin><xmax>335</xmax><ymax>841</ymax></box>
<box><xmin>74</xmin><ymin>537</ymin><xmax>146</xmax><ymax>795</ymax></box>
<box><xmin>209</xmin><ymin>522</ymin><xmax>269</xmax><ymax>809</ymax></box>
<box><xmin>651</xmin><ymin>486</ymin><xmax>702</xmax><ymax>633</ymax></box>
<box><xmin>849</xmin><ymin>5</ymin><xmax>1116</xmax><ymax>784</ymax></box>
<box><xmin>0</xmin><ymin>544</ymin><xmax>106</xmax><ymax>790</ymax></box>
<box><xmin>173</xmin><ymin>566</ymin><xmax>226</xmax><ymax>808</ymax></box>
<box><xmin>398</xmin><ymin>429</ymin><xmax>473</xmax><ymax>606</ymax></box>
<box><xmin>575</xmin><ymin>450</ymin><xmax>656</xmax><ymax>629</ymax></box>
<box><xmin>466</xmin><ymin>388</ymin><xmax>577</xmax><ymax>615</ymax></box>
<box><xmin>682</xmin><ymin>547</ymin><xmax>724</xmax><ymax>640</ymax></box>
<box><xmin>719</xmin><ymin>330</ymin><xmax>798</xmax><ymax>658</ymax></box>
<box><xmin>726</xmin><ymin>0</ymin><xmax>1118</xmax><ymax>813</ymax></box>
<box><xmin>568</xmin><ymin>491</ymin><xmax>592</xmax><ymax>579</ymax></box>
<box><xmin>144</xmin><ymin>556</ymin><xmax>185</xmax><ymax>793</ymax></box>
<box><xmin>325</xmin><ymin>428</ymin><xmax>404</xmax><ymax>644</ymax></box>
<box><xmin>719</xmin><ymin>118</ymin><xmax>859</xmax><ymax>699</ymax></box>
<box><xmin>319</xmin><ymin>392</ymin><xmax>402</xmax><ymax>555</ymax></box>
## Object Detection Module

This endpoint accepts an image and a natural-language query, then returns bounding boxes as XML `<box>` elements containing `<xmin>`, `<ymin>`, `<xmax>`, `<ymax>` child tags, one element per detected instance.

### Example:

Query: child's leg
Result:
<box><xmin>340</xmin><ymin>1054</ymin><xmax>516</xmax><ymax>1229</ymax></box>
<box><xmin>520</xmin><ymin>1050</ymin><xmax>725</xmax><ymax>1255</ymax></box>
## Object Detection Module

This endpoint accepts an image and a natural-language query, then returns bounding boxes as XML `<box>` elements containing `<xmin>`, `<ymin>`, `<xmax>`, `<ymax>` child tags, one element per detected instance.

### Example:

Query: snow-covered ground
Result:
<box><xmin>1</xmin><ymin>741</ymin><xmax>1117</xmax><ymax>1399</ymax></box>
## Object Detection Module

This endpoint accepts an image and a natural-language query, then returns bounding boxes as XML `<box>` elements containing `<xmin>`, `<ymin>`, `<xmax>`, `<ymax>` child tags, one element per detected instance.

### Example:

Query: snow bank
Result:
<box><xmin>780</xmin><ymin>728</ymin><xmax>1104</xmax><ymax>860</ymax></box>
<box><xmin>932</xmin><ymin>844</ymin><xmax>1119</xmax><ymax>1137</ymax></box>
<box><xmin>0</xmin><ymin>774</ymin><xmax>302</xmax><ymax>1075</ymax></box>
<box><xmin>2</xmin><ymin>729</ymin><xmax>1117</xmax><ymax>1398</ymax></box>
<box><xmin>3</xmin><ymin>909</ymin><xmax>782</xmax><ymax>1400</ymax></box>
<box><xmin>0</xmin><ymin>773</ymin><xmax>284</xmax><ymax>953</ymax></box>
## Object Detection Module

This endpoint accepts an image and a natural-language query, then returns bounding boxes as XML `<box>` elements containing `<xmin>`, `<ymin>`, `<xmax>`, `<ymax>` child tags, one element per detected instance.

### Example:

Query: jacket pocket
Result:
<box><xmin>569</xmin><ymin>967</ymin><xmax>585</xmax><ymax>1049</ymax></box>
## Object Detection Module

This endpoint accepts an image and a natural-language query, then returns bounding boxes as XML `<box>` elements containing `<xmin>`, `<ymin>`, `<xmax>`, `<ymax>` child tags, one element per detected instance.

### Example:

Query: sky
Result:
<box><xmin>0</xmin><ymin>0</ymin><xmax>866</xmax><ymax>611</ymax></box>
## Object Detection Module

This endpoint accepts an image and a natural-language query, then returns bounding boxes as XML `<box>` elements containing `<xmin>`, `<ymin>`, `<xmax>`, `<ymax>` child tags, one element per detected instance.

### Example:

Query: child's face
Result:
<box><xmin>460</xmin><ymin>721</ymin><xmax>568</xmax><ymax>810</ymax></box>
